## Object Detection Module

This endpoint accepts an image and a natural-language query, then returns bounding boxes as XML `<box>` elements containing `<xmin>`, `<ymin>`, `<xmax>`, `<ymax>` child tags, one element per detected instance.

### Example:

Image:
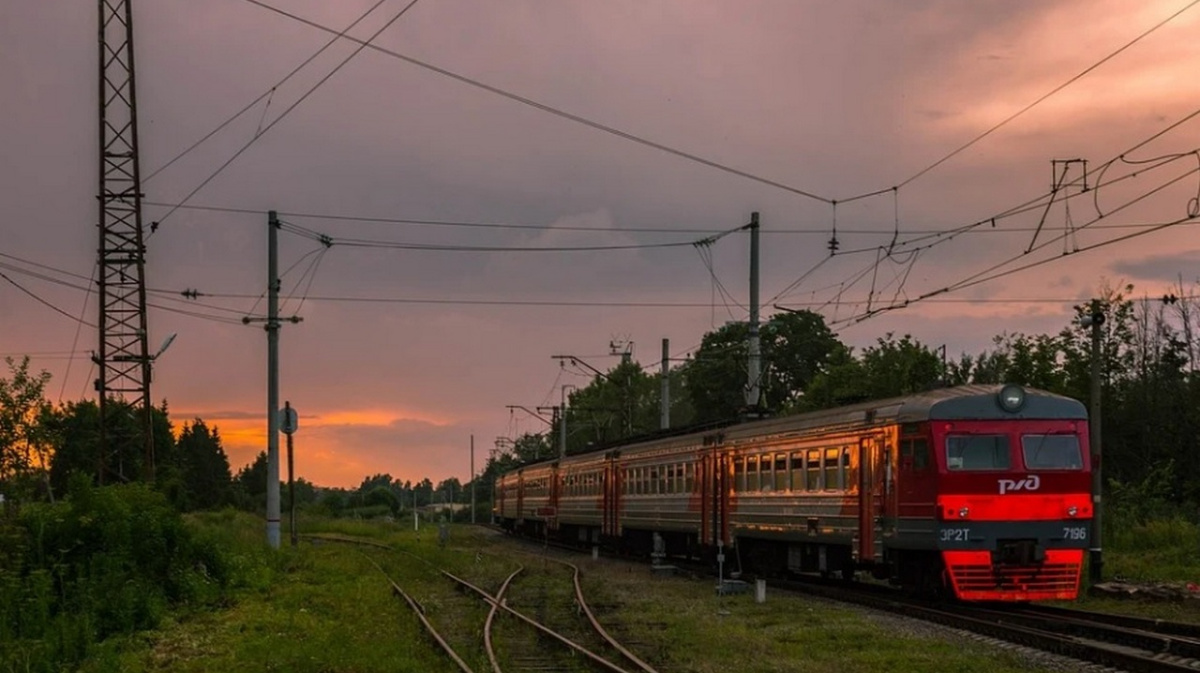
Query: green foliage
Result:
<box><xmin>682</xmin><ymin>309</ymin><xmax>841</xmax><ymax>422</ymax></box>
<box><xmin>0</xmin><ymin>356</ymin><xmax>54</xmax><ymax>500</ymax></box>
<box><xmin>798</xmin><ymin>334</ymin><xmax>943</xmax><ymax>411</ymax></box>
<box><xmin>175</xmin><ymin>419</ymin><xmax>233</xmax><ymax>510</ymax></box>
<box><xmin>0</xmin><ymin>479</ymin><xmax>238</xmax><ymax>672</ymax></box>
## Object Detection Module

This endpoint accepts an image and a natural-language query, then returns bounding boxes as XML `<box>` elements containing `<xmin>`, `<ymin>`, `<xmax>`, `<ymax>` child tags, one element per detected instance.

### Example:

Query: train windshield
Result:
<box><xmin>946</xmin><ymin>434</ymin><xmax>1010</xmax><ymax>471</ymax></box>
<box><xmin>1022</xmin><ymin>434</ymin><xmax>1083</xmax><ymax>470</ymax></box>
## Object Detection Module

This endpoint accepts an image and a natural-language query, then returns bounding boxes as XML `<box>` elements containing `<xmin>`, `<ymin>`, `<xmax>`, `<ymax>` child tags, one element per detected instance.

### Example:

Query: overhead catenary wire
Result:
<box><xmin>141</xmin><ymin>199</ymin><xmax>1196</xmax><ymax>237</ymax></box>
<box><xmin>831</xmin><ymin>165</ymin><xmax>1200</xmax><ymax>328</ymax></box>
<box><xmin>151</xmin><ymin>0</ymin><xmax>424</xmax><ymax>233</ymax></box>
<box><xmin>772</xmin><ymin>102</ymin><xmax>1200</xmax><ymax>317</ymax></box>
<box><xmin>143</xmin><ymin>0</ymin><xmax>390</xmax><ymax>184</ymax></box>
<box><xmin>239</xmin><ymin>0</ymin><xmax>833</xmax><ymax>205</ymax></box>
<box><xmin>0</xmin><ymin>270</ymin><xmax>95</xmax><ymax>328</ymax></box>
<box><xmin>834</xmin><ymin>0</ymin><xmax>1200</xmax><ymax>204</ymax></box>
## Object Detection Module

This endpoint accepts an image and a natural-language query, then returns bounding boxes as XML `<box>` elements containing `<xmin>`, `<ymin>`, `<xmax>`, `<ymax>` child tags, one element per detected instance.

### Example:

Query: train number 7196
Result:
<box><xmin>1061</xmin><ymin>526</ymin><xmax>1087</xmax><ymax>541</ymax></box>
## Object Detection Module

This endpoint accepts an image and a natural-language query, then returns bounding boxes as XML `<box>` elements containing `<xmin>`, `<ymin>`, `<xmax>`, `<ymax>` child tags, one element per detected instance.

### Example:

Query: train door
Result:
<box><xmin>857</xmin><ymin>436</ymin><xmax>884</xmax><ymax>564</ymax></box>
<box><xmin>548</xmin><ymin>462</ymin><xmax>561</xmax><ymax>532</ymax></box>
<box><xmin>516</xmin><ymin>469</ymin><xmax>525</xmax><ymax>522</ymax></box>
<box><xmin>602</xmin><ymin>452</ymin><xmax>620</xmax><ymax>539</ymax></box>
<box><xmin>700</xmin><ymin>446</ymin><xmax>728</xmax><ymax>547</ymax></box>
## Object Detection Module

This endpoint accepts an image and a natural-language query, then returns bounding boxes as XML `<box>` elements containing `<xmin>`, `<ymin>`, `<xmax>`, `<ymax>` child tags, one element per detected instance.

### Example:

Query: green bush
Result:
<box><xmin>0</xmin><ymin>479</ymin><xmax>239</xmax><ymax>672</ymax></box>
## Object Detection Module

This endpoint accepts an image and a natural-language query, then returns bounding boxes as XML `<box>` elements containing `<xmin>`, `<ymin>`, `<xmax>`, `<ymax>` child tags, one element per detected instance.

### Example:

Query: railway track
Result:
<box><xmin>488</xmin><ymin>528</ymin><xmax>1200</xmax><ymax>673</ymax></box>
<box><xmin>775</xmin><ymin>576</ymin><xmax>1200</xmax><ymax>673</ymax></box>
<box><xmin>305</xmin><ymin>533</ymin><xmax>659</xmax><ymax>673</ymax></box>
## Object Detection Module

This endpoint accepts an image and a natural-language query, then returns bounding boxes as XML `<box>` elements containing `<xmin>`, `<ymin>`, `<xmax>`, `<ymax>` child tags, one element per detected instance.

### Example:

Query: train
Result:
<box><xmin>493</xmin><ymin>384</ymin><xmax>1093</xmax><ymax>601</ymax></box>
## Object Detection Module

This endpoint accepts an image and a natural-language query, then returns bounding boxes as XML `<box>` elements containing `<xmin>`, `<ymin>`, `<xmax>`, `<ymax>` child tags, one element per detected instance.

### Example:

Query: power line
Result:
<box><xmin>152</xmin><ymin>0</ymin><xmax>424</xmax><ymax>232</ymax></box>
<box><xmin>238</xmin><ymin>0</ymin><xmax>832</xmax><ymax>204</ymax></box>
<box><xmin>832</xmin><ymin>167</ymin><xmax>1200</xmax><ymax>327</ymax></box>
<box><xmin>0</xmin><ymin>270</ymin><xmax>96</xmax><ymax>328</ymax></box>
<box><xmin>143</xmin><ymin>197</ymin><xmax>1200</xmax><ymax>237</ymax></box>
<box><xmin>143</xmin><ymin>0</ymin><xmax>391</xmax><ymax>184</ymax></box>
<box><xmin>836</xmin><ymin>0</ymin><xmax>1200</xmax><ymax>203</ymax></box>
<box><xmin>276</xmin><ymin>219</ymin><xmax>703</xmax><ymax>252</ymax></box>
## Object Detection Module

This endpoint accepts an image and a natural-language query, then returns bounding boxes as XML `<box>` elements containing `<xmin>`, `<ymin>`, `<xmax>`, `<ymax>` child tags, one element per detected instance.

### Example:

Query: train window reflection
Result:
<box><xmin>775</xmin><ymin>455</ymin><xmax>788</xmax><ymax>492</ymax></box>
<box><xmin>824</xmin><ymin>448</ymin><xmax>840</xmax><ymax>490</ymax></box>
<box><xmin>946</xmin><ymin>435</ymin><xmax>1010</xmax><ymax>471</ymax></box>
<box><xmin>841</xmin><ymin>447</ymin><xmax>856</xmax><ymax>491</ymax></box>
<box><xmin>790</xmin><ymin>452</ymin><xmax>804</xmax><ymax>490</ymax></box>
<box><xmin>1022</xmin><ymin>435</ymin><xmax>1083</xmax><ymax>470</ymax></box>
<box><xmin>806</xmin><ymin>450</ymin><xmax>821</xmax><ymax>490</ymax></box>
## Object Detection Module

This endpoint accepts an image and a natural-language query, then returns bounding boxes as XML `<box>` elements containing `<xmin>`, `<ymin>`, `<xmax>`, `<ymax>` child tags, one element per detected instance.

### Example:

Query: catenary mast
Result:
<box><xmin>96</xmin><ymin>0</ymin><xmax>155</xmax><ymax>482</ymax></box>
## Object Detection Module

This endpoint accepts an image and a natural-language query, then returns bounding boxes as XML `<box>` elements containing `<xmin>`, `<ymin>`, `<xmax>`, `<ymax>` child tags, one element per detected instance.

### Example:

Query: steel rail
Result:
<box><xmin>360</xmin><ymin>554</ymin><xmax>476</xmax><ymax>673</ymax></box>
<box><xmin>443</xmin><ymin>570</ymin><xmax>634</xmax><ymax>673</ymax></box>
<box><xmin>483</xmin><ymin>568</ymin><xmax>522</xmax><ymax>673</ymax></box>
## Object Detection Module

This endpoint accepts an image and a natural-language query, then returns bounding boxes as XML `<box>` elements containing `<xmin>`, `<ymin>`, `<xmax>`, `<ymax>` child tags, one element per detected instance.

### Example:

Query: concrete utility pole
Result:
<box><xmin>660</xmin><ymin>338</ymin><xmax>670</xmax><ymax>430</ymax></box>
<box><xmin>559</xmin><ymin>384</ymin><xmax>572</xmax><ymax>457</ymax></box>
<box><xmin>266</xmin><ymin>211</ymin><xmax>281</xmax><ymax>549</ymax></box>
<box><xmin>470</xmin><ymin>434</ymin><xmax>476</xmax><ymax>524</ymax></box>
<box><xmin>244</xmin><ymin>211</ymin><xmax>301</xmax><ymax>549</ymax></box>
<box><xmin>746</xmin><ymin>212</ymin><xmax>762</xmax><ymax>412</ymax></box>
<box><xmin>1083</xmin><ymin>300</ymin><xmax>1105</xmax><ymax>584</ymax></box>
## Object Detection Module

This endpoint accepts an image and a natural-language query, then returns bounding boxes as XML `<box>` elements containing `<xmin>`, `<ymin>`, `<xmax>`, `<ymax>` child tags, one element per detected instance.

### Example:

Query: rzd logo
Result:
<box><xmin>998</xmin><ymin>475</ymin><xmax>1040</xmax><ymax>495</ymax></box>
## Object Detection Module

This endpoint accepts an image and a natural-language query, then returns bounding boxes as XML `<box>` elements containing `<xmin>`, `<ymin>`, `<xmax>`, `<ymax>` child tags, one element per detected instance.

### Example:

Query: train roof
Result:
<box><xmin>504</xmin><ymin>384</ymin><xmax>1085</xmax><ymax>472</ymax></box>
<box><xmin>723</xmin><ymin>384</ymin><xmax>1086</xmax><ymax>442</ymax></box>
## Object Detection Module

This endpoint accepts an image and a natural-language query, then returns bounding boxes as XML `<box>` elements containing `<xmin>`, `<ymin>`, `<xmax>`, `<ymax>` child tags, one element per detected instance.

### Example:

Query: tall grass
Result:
<box><xmin>0</xmin><ymin>479</ymin><xmax>246</xmax><ymax>673</ymax></box>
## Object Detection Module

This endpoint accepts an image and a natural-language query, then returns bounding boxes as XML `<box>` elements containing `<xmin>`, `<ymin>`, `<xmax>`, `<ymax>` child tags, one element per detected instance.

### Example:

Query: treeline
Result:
<box><xmin>477</xmin><ymin>281</ymin><xmax>1200</xmax><ymax>526</ymax></box>
<box><xmin>0</xmin><ymin>360</ymin><xmax>473</xmax><ymax>520</ymax></box>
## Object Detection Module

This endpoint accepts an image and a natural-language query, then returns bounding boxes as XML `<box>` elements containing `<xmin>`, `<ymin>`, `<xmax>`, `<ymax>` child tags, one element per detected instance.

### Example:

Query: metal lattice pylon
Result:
<box><xmin>97</xmin><ymin>0</ymin><xmax>154</xmax><ymax>483</ymax></box>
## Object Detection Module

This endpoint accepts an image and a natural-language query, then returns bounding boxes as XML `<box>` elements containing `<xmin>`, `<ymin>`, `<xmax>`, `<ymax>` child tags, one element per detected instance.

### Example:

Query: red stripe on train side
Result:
<box><xmin>937</xmin><ymin>493</ymin><xmax>1093</xmax><ymax>521</ymax></box>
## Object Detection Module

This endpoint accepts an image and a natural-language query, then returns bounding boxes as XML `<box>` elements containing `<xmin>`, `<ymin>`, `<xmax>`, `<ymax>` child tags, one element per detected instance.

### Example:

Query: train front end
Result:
<box><xmin>931</xmin><ymin>385</ymin><xmax>1092</xmax><ymax>601</ymax></box>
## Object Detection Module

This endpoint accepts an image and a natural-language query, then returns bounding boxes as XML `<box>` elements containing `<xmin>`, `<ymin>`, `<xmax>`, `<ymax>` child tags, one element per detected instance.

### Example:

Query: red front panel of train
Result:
<box><xmin>931</xmin><ymin>419</ymin><xmax>1091</xmax><ymax>601</ymax></box>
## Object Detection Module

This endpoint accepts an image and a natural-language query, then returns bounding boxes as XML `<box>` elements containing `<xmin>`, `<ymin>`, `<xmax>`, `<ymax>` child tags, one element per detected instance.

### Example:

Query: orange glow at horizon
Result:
<box><xmin>177</xmin><ymin>407</ymin><xmax>457</xmax><ymax>489</ymax></box>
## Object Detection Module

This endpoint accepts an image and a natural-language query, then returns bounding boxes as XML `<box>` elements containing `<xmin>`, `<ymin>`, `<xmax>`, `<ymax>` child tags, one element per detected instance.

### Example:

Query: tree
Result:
<box><xmin>682</xmin><ymin>310</ymin><xmax>842</xmax><ymax>422</ymax></box>
<box><xmin>234</xmin><ymin>451</ymin><xmax>269</xmax><ymax>507</ymax></box>
<box><xmin>176</xmin><ymin>419</ymin><xmax>233</xmax><ymax>510</ymax></box>
<box><xmin>45</xmin><ymin>400</ymin><xmax>176</xmax><ymax>496</ymax></box>
<box><xmin>797</xmin><ymin>334</ymin><xmax>942</xmax><ymax>411</ymax></box>
<box><xmin>557</xmin><ymin>360</ymin><xmax>658</xmax><ymax>452</ymax></box>
<box><xmin>0</xmin><ymin>356</ymin><xmax>54</xmax><ymax>500</ymax></box>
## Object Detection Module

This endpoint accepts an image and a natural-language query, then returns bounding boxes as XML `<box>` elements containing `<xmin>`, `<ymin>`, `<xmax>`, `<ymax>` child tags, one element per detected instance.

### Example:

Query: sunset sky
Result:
<box><xmin>2</xmin><ymin>0</ymin><xmax>1199</xmax><ymax>488</ymax></box>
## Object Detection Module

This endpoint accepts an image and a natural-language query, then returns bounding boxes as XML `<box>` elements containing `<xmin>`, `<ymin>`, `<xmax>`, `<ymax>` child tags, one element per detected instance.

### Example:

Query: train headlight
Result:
<box><xmin>1067</xmin><ymin>505</ymin><xmax>1078</xmax><ymax>517</ymax></box>
<box><xmin>958</xmin><ymin>507</ymin><xmax>970</xmax><ymax>519</ymax></box>
<box><xmin>997</xmin><ymin>384</ymin><xmax>1026</xmax><ymax>413</ymax></box>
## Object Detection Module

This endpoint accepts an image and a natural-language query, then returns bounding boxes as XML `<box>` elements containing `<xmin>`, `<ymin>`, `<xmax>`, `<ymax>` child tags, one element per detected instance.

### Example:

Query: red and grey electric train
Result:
<box><xmin>494</xmin><ymin>384</ymin><xmax>1092</xmax><ymax>601</ymax></box>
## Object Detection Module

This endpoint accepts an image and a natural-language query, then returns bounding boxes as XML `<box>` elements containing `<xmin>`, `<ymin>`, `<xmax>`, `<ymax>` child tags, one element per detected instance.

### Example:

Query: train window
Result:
<box><xmin>841</xmin><ymin>447</ymin><xmax>856</xmax><ymax>491</ymax></box>
<box><xmin>759</xmin><ymin>455</ymin><xmax>773</xmax><ymax>492</ymax></box>
<box><xmin>824</xmin><ymin>448</ymin><xmax>841</xmax><ymax>490</ymax></box>
<box><xmin>946</xmin><ymin>435</ymin><xmax>1010</xmax><ymax>470</ymax></box>
<box><xmin>774</xmin><ymin>455</ymin><xmax>788</xmax><ymax>492</ymax></box>
<box><xmin>747</xmin><ymin>455</ymin><xmax>760</xmax><ymax>492</ymax></box>
<box><xmin>806</xmin><ymin>449</ymin><xmax>821</xmax><ymax>490</ymax></box>
<box><xmin>790</xmin><ymin>452</ymin><xmax>804</xmax><ymax>490</ymax></box>
<box><xmin>912</xmin><ymin>439</ymin><xmax>930</xmax><ymax>470</ymax></box>
<box><xmin>734</xmin><ymin>458</ymin><xmax>745</xmax><ymax>492</ymax></box>
<box><xmin>1022</xmin><ymin>435</ymin><xmax>1083</xmax><ymax>470</ymax></box>
<box><xmin>685</xmin><ymin>463</ymin><xmax>695</xmax><ymax>493</ymax></box>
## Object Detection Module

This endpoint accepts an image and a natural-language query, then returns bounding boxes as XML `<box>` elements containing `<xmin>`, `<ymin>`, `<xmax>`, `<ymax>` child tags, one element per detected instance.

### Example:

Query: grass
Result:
<box><xmin>84</xmin><ymin>513</ymin><xmax>462</xmax><ymax>673</ymax></box>
<box><xmin>88</xmin><ymin>513</ymin><xmax>1200</xmax><ymax>673</ymax></box>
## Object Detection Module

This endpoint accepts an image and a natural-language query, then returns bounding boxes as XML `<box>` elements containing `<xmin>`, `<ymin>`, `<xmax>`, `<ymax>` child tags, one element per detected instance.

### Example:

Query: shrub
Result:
<box><xmin>0</xmin><ymin>478</ymin><xmax>236</xmax><ymax>671</ymax></box>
